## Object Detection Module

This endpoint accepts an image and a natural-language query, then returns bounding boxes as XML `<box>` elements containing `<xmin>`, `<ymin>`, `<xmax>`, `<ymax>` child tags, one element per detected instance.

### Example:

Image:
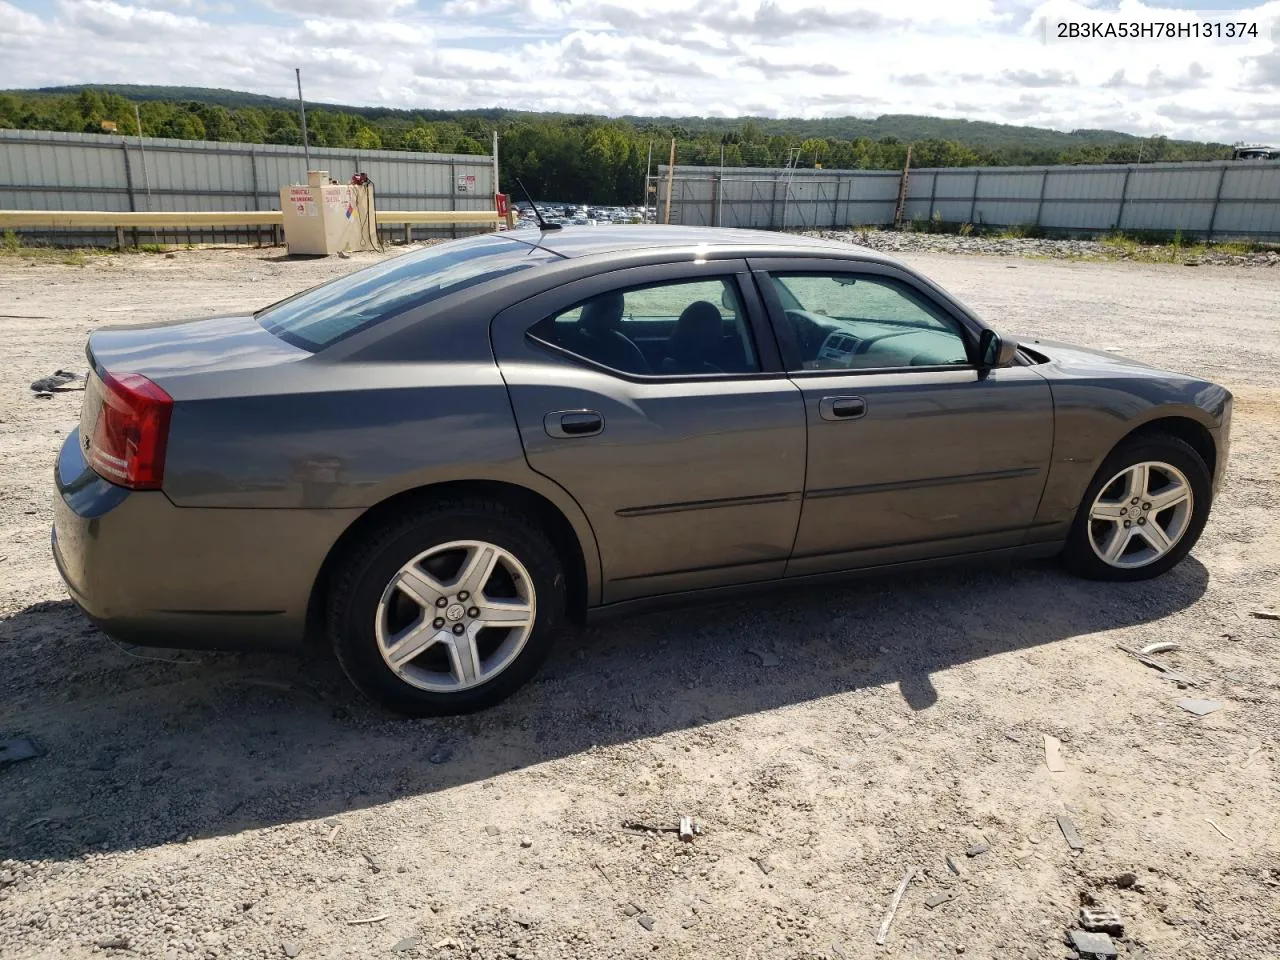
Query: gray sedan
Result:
<box><xmin>52</xmin><ymin>226</ymin><xmax>1231</xmax><ymax>714</ymax></box>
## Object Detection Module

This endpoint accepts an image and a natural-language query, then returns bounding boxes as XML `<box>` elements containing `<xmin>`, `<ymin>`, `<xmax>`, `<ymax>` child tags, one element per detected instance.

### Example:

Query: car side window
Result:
<box><xmin>768</xmin><ymin>273</ymin><xmax>970</xmax><ymax>371</ymax></box>
<box><xmin>528</xmin><ymin>277</ymin><xmax>760</xmax><ymax>376</ymax></box>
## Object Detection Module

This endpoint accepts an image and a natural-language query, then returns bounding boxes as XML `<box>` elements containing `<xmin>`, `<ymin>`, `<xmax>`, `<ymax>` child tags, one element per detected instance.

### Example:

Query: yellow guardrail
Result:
<box><xmin>0</xmin><ymin>210</ymin><xmax>283</xmax><ymax>228</ymax></box>
<box><xmin>383</xmin><ymin>210</ymin><xmax>503</xmax><ymax>226</ymax></box>
<box><xmin>0</xmin><ymin>209</ymin><xmax>503</xmax><ymax>229</ymax></box>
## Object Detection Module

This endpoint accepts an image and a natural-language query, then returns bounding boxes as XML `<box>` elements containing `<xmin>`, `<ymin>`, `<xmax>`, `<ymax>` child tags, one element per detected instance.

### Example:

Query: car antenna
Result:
<box><xmin>515</xmin><ymin>178</ymin><xmax>561</xmax><ymax>231</ymax></box>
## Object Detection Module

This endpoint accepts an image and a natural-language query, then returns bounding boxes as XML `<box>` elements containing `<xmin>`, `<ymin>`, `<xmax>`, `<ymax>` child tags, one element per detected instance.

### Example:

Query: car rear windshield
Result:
<box><xmin>257</xmin><ymin>234</ymin><xmax>559</xmax><ymax>351</ymax></box>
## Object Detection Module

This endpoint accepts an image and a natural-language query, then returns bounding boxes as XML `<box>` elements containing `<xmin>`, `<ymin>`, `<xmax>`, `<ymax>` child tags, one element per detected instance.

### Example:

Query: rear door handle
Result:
<box><xmin>819</xmin><ymin>396</ymin><xmax>867</xmax><ymax>421</ymax></box>
<box><xmin>544</xmin><ymin>410</ymin><xmax>604</xmax><ymax>438</ymax></box>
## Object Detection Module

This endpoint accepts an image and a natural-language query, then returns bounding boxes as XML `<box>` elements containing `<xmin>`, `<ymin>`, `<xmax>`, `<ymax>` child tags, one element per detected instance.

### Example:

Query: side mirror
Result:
<box><xmin>978</xmin><ymin>329</ymin><xmax>1018</xmax><ymax>369</ymax></box>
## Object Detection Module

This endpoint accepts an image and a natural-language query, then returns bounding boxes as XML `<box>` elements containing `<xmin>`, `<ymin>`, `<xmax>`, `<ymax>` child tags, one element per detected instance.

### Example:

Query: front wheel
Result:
<box><xmin>327</xmin><ymin>499</ymin><xmax>566</xmax><ymax>716</ymax></box>
<box><xmin>1062</xmin><ymin>433</ymin><xmax>1212</xmax><ymax>581</ymax></box>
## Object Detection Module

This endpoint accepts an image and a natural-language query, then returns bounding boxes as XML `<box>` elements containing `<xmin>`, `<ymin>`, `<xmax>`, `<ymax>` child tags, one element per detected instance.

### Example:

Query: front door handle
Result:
<box><xmin>544</xmin><ymin>410</ymin><xmax>604</xmax><ymax>438</ymax></box>
<box><xmin>819</xmin><ymin>396</ymin><xmax>867</xmax><ymax>421</ymax></box>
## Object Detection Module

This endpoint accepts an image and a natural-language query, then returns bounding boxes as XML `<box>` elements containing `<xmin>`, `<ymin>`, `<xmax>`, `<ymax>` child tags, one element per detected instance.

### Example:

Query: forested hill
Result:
<box><xmin>1</xmin><ymin>85</ymin><xmax>1232</xmax><ymax>205</ymax></box>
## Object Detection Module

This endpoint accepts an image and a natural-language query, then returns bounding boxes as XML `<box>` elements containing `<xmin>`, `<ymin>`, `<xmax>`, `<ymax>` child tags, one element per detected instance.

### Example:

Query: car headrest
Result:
<box><xmin>669</xmin><ymin>300</ymin><xmax>723</xmax><ymax>357</ymax></box>
<box><xmin>579</xmin><ymin>293</ymin><xmax>624</xmax><ymax>337</ymax></box>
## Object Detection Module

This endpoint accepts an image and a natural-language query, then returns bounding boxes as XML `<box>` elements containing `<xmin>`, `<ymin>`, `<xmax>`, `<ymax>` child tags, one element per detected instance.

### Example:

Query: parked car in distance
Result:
<box><xmin>53</xmin><ymin>226</ymin><xmax>1231</xmax><ymax>715</ymax></box>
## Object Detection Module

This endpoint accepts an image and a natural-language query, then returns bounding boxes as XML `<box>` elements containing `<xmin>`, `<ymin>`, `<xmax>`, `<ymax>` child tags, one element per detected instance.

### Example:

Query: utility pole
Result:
<box><xmin>492</xmin><ymin>130</ymin><xmax>500</xmax><ymax>195</ymax></box>
<box><xmin>133</xmin><ymin>103</ymin><xmax>152</xmax><ymax>211</ymax></box>
<box><xmin>134</xmin><ymin>103</ymin><xmax>157</xmax><ymax>244</ymax></box>
<box><xmin>780</xmin><ymin>146</ymin><xmax>801</xmax><ymax>230</ymax></box>
<box><xmin>894</xmin><ymin>144</ymin><xmax>912</xmax><ymax>230</ymax></box>
<box><xmin>295</xmin><ymin>67</ymin><xmax>312</xmax><ymax>173</ymax></box>
<box><xmin>663</xmin><ymin>138</ymin><xmax>676</xmax><ymax>225</ymax></box>
<box><xmin>643</xmin><ymin>140</ymin><xmax>653</xmax><ymax>218</ymax></box>
<box><xmin>718</xmin><ymin>144</ymin><xmax>725</xmax><ymax>226</ymax></box>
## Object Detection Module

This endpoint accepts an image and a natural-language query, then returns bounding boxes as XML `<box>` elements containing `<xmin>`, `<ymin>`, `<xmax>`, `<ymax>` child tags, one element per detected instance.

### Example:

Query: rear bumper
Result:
<box><xmin>52</xmin><ymin>428</ymin><xmax>360</xmax><ymax>652</ymax></box>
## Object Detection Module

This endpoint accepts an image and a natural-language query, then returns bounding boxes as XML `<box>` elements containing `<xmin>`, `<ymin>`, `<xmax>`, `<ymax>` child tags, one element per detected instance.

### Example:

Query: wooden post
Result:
<box><xmin>968</xmin><ymin>169</ymin><xmax>981</xmax><ymax>226</ymax></box>
<box><xmin>894</xmin><ymin>145</ymin><xmax>912</xmax><ymax>230</ymax></box>
<box><xmin>663</xmin><ymin>139</ymin><xmax>676</xmax><ymax>225</ymax></box>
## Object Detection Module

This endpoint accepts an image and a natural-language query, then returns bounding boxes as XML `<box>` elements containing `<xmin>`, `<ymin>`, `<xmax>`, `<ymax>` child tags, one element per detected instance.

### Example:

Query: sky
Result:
<box><xmin>1</xmin><ymin>0</ymin><xmax>1278</xmax><ymax>143</ymax></box>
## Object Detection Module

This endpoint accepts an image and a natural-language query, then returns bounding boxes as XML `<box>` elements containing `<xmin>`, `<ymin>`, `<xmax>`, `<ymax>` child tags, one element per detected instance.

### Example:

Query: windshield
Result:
<box><xmin>258</xmin><ymin>234</ymin><xmax>559</xmax><ymax>351</ymax></box>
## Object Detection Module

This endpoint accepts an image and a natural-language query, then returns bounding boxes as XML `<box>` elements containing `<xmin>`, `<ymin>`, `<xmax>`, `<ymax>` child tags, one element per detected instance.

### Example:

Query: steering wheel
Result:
<box><xmin>785</xmin><ymin>309</ymin><xmax>828</xmax><ymax>357</ymax></box>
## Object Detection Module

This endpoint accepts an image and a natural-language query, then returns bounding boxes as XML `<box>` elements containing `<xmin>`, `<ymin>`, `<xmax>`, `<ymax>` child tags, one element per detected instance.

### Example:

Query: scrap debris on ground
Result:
<box><xmin>1</xmin><ymin>246</ymin><xmax>1277</xmax><ymax>959</ymax></box>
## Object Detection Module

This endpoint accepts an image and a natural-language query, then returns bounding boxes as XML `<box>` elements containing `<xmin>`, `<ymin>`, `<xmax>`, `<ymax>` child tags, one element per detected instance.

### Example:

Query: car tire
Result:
<box><xmin>327</xmin><ymin>498</ymin><xmax>566</xmax><ymax>716</ymax></box>
<box><xmin>1061</xmin><ymin>432</ymin><xmax>1212</xmax><ymax>582</ymax></box>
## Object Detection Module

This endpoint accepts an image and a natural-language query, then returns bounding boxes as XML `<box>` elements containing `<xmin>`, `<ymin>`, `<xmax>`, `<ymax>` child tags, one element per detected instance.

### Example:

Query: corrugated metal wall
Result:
<box><xmin>657</xmin><ymin>160</ymin><xmax>1280</xmax><ymax>238</ymax></box>
<box><xmin>0</xmin><ymin>128</ymin><xmax>496</xmax><ymax>244</ymax></box>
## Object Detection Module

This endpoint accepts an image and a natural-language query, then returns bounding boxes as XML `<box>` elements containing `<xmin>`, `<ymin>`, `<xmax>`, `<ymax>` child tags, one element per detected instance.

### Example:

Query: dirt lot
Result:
<box><xmin>1</xmin><ymin>244</ymin><xmax>1278</xmax><ymax>960</ymax></box>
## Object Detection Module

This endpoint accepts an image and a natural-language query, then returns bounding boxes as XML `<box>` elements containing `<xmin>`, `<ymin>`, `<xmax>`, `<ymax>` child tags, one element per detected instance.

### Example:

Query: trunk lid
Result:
<box><xmin>86</xmin><ymin>314</ymin><xmax>310</xmax><ymax>384</ymax></box>
<box><xmin>80</xmin><ymin>314</ymin><xmax>311</xmax><ymax>489</ymax></box>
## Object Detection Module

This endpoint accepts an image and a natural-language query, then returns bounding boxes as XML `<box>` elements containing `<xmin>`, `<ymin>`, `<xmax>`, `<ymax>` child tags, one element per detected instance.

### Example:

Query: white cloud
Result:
<box><xmin>262</xmin><ymin>0</ymin><xmax>415</xmax><ymax>15</ymax></box>
<box><xmin>62</xmin><ymin>0</ymin><xmax>208</xmax><ymax>36</ymax></box>
<box><xmin>0</xmin><ymin>0</ymin><xmax>49</xmax><ymax>38</ymax></box>
<box><xmin>301</xmin><ymin>18</ymin><xmax>434</xmax><ymax>47</ymax></box>
<box><xmin>0</xmin><ymin>0</ymin><xmax>1275</xmax><ymax>143</ymax></box>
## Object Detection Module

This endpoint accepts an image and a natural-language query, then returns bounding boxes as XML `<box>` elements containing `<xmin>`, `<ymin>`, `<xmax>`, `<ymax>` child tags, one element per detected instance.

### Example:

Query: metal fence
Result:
<box><xmin>654</xmin><ymin>159</ymin><xmax>1280</xmax><ymax>239</ymax></box>
<box><xmin>0</xmin><ymin>128</ymin><xmax>497</xmax><ymax>245</ymax></box>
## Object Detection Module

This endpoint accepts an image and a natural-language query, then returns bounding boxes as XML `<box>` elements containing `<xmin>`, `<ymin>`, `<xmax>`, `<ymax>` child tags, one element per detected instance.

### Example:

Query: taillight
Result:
<box><xmin>83</xmin><ymin>371</ymin><xmax>173</xmax><ymax>490</ymax></box>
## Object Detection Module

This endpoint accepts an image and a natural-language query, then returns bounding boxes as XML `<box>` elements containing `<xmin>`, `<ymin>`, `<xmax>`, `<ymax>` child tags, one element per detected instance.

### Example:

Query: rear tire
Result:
<box><xmin>1061</xmin><ymin>433</ymin><xmax>1211</xmax><ymax>582</ymax></box>
<box><xmin>327</xmin><ymin>499</ymin><xmax>566</xmax><ymax>716</ymax></box>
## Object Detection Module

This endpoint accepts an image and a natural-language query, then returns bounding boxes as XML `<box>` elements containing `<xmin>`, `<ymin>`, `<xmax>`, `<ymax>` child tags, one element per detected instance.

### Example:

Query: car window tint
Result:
<box><xmin>529</xmin><ymin>277</ymin><xmax>760</xmax><ymax>376</ymax></box>
<box><xmin>770</xmin><ymin>273</ymin><xmax>969</xmax><ymax>371</ymax></box>
<box><xmin>258</xmin><ymin>235</ymin><xmax>558</xmax><ymax>351</ymax></box>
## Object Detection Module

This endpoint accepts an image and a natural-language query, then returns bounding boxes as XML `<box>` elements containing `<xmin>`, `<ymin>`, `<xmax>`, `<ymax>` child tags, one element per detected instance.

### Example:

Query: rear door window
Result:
<box><xmin>529</xmin><ymin>277</ymin><xmax>759</xmax><ymax>376</ymax></box>
<box><xmin>258</xmin><ymin>235</ymin><xmax>559</xmax><ymax>350</ymax></box>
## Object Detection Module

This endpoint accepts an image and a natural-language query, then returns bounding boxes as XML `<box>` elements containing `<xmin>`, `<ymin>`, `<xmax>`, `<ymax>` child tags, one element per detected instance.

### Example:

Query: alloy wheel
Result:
<box><xmin>374</xmin><ymin>540</ymin><xmax>536</xmax><ymax>692</ymax></box>
<box><xmin>1087</xmin><ymin>461</ymin><xmax>1194</xmax><ymax>569</ymax></box>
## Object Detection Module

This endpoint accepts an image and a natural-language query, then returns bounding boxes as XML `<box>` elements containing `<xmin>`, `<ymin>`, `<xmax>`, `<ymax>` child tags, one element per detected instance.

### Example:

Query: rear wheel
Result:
<box><xmin>1062</xmin><ymin>434</ymin><xmax>1211</xmax><ymax>581</ymax></box>
<box><xmin>328</xmin><ymin>500</ymin><xmax>565</xmax><ymax>715</ymax></box>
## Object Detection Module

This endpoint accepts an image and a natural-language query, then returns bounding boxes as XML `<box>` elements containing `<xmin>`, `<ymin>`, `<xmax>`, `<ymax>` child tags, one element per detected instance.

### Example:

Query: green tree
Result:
<box><xmin>0</xmin><ymin>93</ymin><xmax>21</xmax><ymax>127</ymax></box>
<box><xmin>402</xmin><ymin>126</ymin><xmax>437</xmax><ymax>152</ymax></box>
<box><xmin>234</xmin><ymin>108</ymin><xmax>269</xmax><ymax>143</ymax></box>
<box><xmin>0</xmin><ymin>87</ymin><xmax>1235</xmax><ymax>205</ymax></box>
<box><xmin>194</xmin><ymin>104</ymin><xmax>238</xmax><ymax>141</ymax></box>
<box><xmin>353</xmin><ymin>126</ymin><xmax>382</xmax><ymax>149</ymax></box>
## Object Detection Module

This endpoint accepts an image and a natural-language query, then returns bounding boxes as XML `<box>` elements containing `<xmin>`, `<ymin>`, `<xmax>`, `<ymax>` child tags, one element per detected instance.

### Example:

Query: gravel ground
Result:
<box><xmin>1</xmin><ymin>243</ymin><xmax>1278</xmax><ymax>960</ymax></box>
<box><xmin>805</xmin><ymin>230</ymin><xmax>1280</xmax><ymax>267</ymax></box>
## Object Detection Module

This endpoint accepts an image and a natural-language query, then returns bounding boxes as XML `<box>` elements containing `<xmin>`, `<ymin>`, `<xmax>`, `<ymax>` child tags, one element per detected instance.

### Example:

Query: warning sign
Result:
<box><xmin>456</xmin><ymin>174</ymin><xmax>476</xmax><ymax>193</ymax></box>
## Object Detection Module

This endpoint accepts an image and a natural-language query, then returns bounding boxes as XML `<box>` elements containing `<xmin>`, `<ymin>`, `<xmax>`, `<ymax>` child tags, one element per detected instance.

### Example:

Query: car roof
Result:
<box><xmin>507</xmin><ymin>224</ymin><xmax>899</xmax><ymax>264</ymax></box>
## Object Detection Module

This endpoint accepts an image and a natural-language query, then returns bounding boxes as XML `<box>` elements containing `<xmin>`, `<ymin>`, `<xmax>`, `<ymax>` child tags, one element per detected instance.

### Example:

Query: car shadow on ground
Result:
<box><xmin>0</xmin><ymin>555</ymin><xmax>1208</xmax><ymax>863</ymax></box>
